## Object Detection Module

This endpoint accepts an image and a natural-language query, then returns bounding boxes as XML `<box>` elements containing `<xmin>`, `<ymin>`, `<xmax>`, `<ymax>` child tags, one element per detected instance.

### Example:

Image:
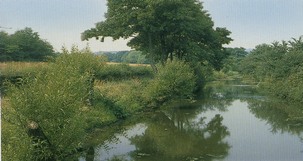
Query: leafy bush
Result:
<box><xmin>144</xmin><ymin>61</ymin><xmax>196</xmax><ymax>106</ymax></box>
<box><xmin>2</xmin><ymin>116</ymin><xmax>33</xmax><ymax>161</ymax></box>
<box><xmin>2</xmin><ymin>47</ymin><xmax>100</xmax><ymax>160</ymax></box>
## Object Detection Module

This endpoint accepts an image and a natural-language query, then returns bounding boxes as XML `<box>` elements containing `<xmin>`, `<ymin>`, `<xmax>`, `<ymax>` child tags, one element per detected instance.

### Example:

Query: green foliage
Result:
<box><xmin>99</xmin><ymin>51</ymin><xmax>129</xmax><ymax>63</ymax></box>
<box><xmin>0</xmin><ymin>62</ymin><xmax>48</xmax><ymax>94</ymax></box>
<box><xmin>2</xmin><ymin>47</ymin><xmax>100</xmax><ymax>160</ymax></box>
<box><xmin>100</xmin><ymin>50</ymin><xmax>150</xmax><ymax>64</ymax></box>
<box><xmin>191</xmin><ymin>62</ymin><xmax>213</xmax><ymax>92</ymax></box>
<box><xmin>240</xmin><ymin>36</ymin><xmax>303</xmax><ymax>102</ymax></box>
<box><xmin>95</xmin><ymin>79</ymin><xmax>147</xmax><ymax>117</ymax></box>
<box><xmin>0</xmin><ymin>28</ymin><xmax>55</xmax><ymax>62</ymax></box>
<box><xmin>221</xmin><ymin>47</ymin><xmax>249</xmax><ymax>73</ymax></box>
<box><xmin>96</xmin><ymin>63</ymin><xmax>153</xmax><ymax>80</ymax></box>
<box><xmin>83</xmin><ymin>90</ymin><xmax>118</xmax><ymax>130</ymax></box>
<box><xmin>144</xmin><ymin>61</ymin><xmax>196</xmax><ymax>106</ymax></box>
<box><xmin>82</xmin><ymin>0</ymin><xmax>232</xmax><ymax>67</ymax></box>
<box><xmin>2</xmin><ymin>119</ymin><xmax>33</xmax><ymax>161</ymax></box>
<box><xmin>121</xmin><ymin>50</ymin><xmax>148</xmax><ymax>64</ymax></box>
<box><xmin>59</xmin><ymin>46</ymin><xmax>104</xmax><ymax>75</ymax></box>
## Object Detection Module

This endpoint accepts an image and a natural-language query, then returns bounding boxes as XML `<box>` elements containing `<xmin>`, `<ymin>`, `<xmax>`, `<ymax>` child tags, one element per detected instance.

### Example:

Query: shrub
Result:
<box><xmin>2</xmin><ymin>114</ymin><xmax>33</xmax><ymax>161</ymax></box>
<box><xmin>144</xmin><ymin>61</ymin><xmax>196</xmax><ymax>106</ymax></box>
<box><xmin>95</xmin><ymin>79</ymin><xmax>146</xmax><ymax>116</ymax></box>
<box><xmin>2</xmin><ymin>47</ymin><xmax>100</xmax><ymax>160</ymax></box>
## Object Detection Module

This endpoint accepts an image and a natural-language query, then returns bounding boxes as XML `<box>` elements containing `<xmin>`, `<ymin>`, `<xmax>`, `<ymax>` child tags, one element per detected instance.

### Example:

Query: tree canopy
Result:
<box><xmin>82</xmin><ymin>0</ymin><xmax>232</xmax><ymax>69</ymax></box>
<box><xmin>0</xmin><ymin>27</ymin><xmax>55</xmax><ymax>62</ymax></box>
<box><xmin>240</xmin><ymin>36</ymin><xmax>303</xmax><ymax>102</ymax></box>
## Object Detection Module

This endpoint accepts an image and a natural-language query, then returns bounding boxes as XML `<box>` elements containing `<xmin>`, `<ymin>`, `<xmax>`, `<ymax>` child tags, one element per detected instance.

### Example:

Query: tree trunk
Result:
<box><xmin>148</xmin><ymin>33</ymin><xmax>158</xmax><ymax>73</ymax></box>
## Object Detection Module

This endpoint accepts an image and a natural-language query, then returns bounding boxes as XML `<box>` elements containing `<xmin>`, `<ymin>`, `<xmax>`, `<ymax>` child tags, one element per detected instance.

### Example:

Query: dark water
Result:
<box><xmin>80</xmin><ymin>81</ymin><xmax>303</xmax><ymax>161</ymax></box>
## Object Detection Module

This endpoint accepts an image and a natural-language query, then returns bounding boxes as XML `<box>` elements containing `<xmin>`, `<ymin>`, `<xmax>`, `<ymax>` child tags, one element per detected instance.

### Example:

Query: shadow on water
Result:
<box><xmin>80</xmin><ymin>80</ymin><xmax>303</xmax><ymax>161</ymax></box>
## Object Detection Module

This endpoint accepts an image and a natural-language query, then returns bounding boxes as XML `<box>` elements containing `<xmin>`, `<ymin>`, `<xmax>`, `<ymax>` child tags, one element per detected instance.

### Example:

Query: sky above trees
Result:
<box><xmin>1</xmin><ymin>0</ymin><xmax>302</xmax><ymax>52</ymax></box>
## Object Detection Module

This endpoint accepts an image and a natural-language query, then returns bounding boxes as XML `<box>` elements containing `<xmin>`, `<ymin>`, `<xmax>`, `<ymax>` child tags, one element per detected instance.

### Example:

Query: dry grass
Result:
<box><xmin>106</xmin><ymin>62</ymin><xmax>150</xmax><ymax>67</ymax></box>
<box><xmin>0</xmin><ymin>62</ymin><xmax>47</xmax><ymax>75</ymax></box>
<box><xmin>0</xmin><ymin>62</ymin><xmax>46</xmax><ymax>69</ymax></box>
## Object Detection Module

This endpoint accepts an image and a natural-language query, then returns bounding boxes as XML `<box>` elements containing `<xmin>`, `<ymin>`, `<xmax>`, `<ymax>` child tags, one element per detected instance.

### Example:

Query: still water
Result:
<box><xmin>80</xmin><ymin>81</ymin><xmax>303</xmax><ymax>161</ymax></box>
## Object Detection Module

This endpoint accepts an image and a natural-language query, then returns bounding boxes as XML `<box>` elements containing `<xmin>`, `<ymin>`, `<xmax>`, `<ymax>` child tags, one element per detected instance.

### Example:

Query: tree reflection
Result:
<box><xmin>81</xmin><ymin>80</ymin><xmax>268</xmax><ymax>161</ymax></box>
<box><xmin>129</xmin><ymin>112</ymin><xmax>230</xmax><ymax>161</ymax></box>
<box><xmin>247</xmin><ymin>99</ymin><xmax>303</xmax><ymax>138</ymax></box>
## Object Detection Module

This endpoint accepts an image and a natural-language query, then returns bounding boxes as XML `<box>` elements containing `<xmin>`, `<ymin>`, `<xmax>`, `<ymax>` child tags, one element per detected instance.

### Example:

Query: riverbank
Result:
<box><xmin>1</xmin><ymin>50</ymin><xmax>199</xmax><ymax>160</ymax></box>
<box><xmin>80</xmin><ymin>80</ymin><xmax>303</xmax><ymax>161</ymax></box>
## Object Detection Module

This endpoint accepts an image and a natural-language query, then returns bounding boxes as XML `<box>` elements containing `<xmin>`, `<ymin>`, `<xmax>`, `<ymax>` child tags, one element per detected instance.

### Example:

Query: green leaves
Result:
<box><xmin>240</xmin><ymin>36</ymin><xmax>303</xmax><ymax>102</ymax></box>
<box><xmin>82</xmin><ymin>0</ymin><xmax>232</xmax><ymax>67</ymax></box>
<box><xmin>4</xmin><ymin>48</ymin><xmax>101</xmax><ymax>160</ymax></box>
<box><xmin>144</xmin><ymin>60</ymin><xmax>196</xmax><ymax>106</ymax></box>
<box><xmin>0</xmin><ymin>27</ymin><xmax>54</xmax><ymax>62</ymax></box>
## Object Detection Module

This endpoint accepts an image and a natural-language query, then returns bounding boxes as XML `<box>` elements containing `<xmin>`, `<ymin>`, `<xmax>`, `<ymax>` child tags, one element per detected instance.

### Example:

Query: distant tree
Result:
<box><xmin>102</xmin><ymin>51</ymin><xmax>129</xmax><ymax>62</ymax></box>
<box><xmin>222</xmin><ymin>47</ymin><xmax>249</xmax><ymax>72</ymax></box>
<box><xmin>82</xmin><ymin>0</ymin><xmax>232</xmax><ymax>70</ymax></box>
<box><xmin>121</xmin><ymin>50</ymin><xmax>148</xmax><ymax>64</ymax></box>
<box><xmin>0</xmin><ymin>31</ymin><xmax>11</xmax><ymax>60</ymax></box>
<box><xmin>0</xmin><ymin>27</ymin><xmax>55</xmax><ymax>62</ymax></box>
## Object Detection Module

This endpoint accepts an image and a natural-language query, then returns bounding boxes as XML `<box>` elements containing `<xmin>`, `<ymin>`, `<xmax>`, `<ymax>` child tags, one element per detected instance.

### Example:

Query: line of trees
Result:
<box><xmin>98</xmin><ymin>50</ymin><xmax>150</xmax><ymax>64</ymax></box>
<box><xmin>240</xmin><ymin>36</ymin><xmax>303</xmax><ymax>102</ymax></box>
<box><xmin>0</xmin><ymin>27</ymin><xmax>55</xmax><ymax>62</ymax></box>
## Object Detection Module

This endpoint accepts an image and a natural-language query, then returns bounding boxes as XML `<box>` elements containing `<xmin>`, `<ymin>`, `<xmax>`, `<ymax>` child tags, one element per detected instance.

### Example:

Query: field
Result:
<box><xmin>0</xmin><ymin>62</ymin><xmax>46</xmax><ymax>76</ymax></box>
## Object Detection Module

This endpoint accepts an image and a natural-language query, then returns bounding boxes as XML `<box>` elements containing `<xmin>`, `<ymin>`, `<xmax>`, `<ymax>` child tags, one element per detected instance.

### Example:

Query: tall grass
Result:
<box><xmin>0</xmin><ymin>62</ymin><xmax>46</xmax><ymax>76</ymax></box>
<box><xmin>2</xmin><ymin>48</ymin><xmax>101</xmax><ymax>160</ymax></box>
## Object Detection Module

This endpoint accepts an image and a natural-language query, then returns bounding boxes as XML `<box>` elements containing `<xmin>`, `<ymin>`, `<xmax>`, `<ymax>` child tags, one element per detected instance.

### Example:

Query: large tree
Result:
<box><xmin>82</xmin><ymin>0</ymin><xmax>232</xmax><ymax>69</ymax></box>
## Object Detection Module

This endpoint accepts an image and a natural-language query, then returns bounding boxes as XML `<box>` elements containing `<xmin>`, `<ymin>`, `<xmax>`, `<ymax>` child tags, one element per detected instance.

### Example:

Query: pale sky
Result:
<box><xmin>0</xmin><ymin>0</ymin><xmax>302</xmax><ymax>52</ymax></box>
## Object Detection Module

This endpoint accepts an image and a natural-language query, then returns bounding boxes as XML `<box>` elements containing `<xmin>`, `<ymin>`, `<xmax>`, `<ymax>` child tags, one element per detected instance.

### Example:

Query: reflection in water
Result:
<box><xmin>80</xmin><ymin>81</ymin><xmax>303</xmax><ymax>161</ymax></box>
<box><xmin>247</xmin><ymin>99</ymin><xmax>303</xmax><ymax>140</ymax></box>
<box><xmin>129</xmin><ymin>113</ymin><xmax>230</xmax><ymax>161</ymax></box>
<box><xmin>85</xmin><ymin>147</ymin><xmax>95</xmax><ymax>161</ymax></box>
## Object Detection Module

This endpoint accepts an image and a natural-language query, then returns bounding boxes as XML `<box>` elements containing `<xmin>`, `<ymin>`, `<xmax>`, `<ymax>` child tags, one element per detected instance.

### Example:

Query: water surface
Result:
<box><xmin>80</xmin><ymin>81</ymin><xmax>303</xmax><ymax>161</ymax></box>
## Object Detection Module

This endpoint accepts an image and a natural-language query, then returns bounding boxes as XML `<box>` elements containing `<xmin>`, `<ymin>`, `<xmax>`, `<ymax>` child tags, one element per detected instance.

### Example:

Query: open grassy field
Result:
<box><xmin>106</xmin><ymin>62</ymin><xmax>150</xmax><ymax>66</ymax></box>
<box><xmin>0</xmin><ymin>62</ymin><xmax>47</xmax><ymax>76</ymax></box>
<box><xmin>0</xmin><ymin>62</ymin><xmax>149</xmax><ymax>74</ymax></box>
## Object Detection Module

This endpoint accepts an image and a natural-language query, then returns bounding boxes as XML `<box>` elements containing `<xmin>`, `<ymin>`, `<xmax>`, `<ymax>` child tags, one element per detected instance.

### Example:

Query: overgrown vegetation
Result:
<box><xmin>2</xmin><ymin>47</ymin><xmax>201</xmax><ymax>160</ymax></box>
<box><xmin>144</xmin><ymin>61</ymin><xmax>197</xmax><ymax>106</ymax></box>
<box><xmin>1</xmin><ymin>1</ymin><xmax>240</xmax><ymax>160</ymax></box>
<box><xmin>2</xmin><ymin>48</ymin><xmax>100</xmax><ymax>160</ymax></box>
<box><xmin>240</xmin><ymin>36</ymin><xmax>303</xmax><ymax>102</ymax></box>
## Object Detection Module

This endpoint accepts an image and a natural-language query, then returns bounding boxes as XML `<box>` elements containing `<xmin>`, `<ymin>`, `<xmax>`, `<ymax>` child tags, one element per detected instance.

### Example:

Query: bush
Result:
<box><xmin>144</xmin><ymin>61</ymin><xmax>196</xmax><ymax>106</ymax></box>
<box><xmin>2</xmin><ymin>117</ymin><xmax>33</xmax><ymax>161</ymax></box>
<box><xmin>2</xmin><ymin>47</ymin><xmax>100</xmax><ymax>160</ymax></box>
<box><xmin>95</xmin><ymin>79</ymin><xmax>146</xmax><ymax>116</ymax></box>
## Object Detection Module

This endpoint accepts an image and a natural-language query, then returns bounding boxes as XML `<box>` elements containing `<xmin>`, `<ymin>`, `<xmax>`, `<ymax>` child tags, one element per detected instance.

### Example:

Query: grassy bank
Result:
<box><xmin>2</xmin><ymin>49</ymin><xmax>199</xmax><ymax>160</ymax></box>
